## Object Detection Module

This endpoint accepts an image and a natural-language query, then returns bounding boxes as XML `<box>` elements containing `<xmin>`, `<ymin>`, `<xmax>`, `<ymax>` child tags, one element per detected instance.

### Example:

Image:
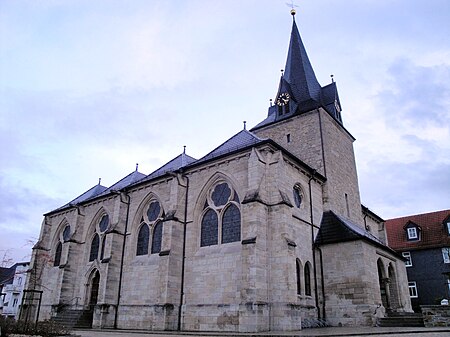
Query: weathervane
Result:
<box><xmin>286</xmin><ymin>0</ymin><xmax>299</xmax><ymax>16</ymax></box>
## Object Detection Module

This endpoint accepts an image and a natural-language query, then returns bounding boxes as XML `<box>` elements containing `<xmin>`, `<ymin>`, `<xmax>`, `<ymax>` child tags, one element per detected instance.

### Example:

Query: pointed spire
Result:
<box><xmin>283</xmin><ymin>19</ymin><xmax>321</xmax><ymax>104</ymax></box>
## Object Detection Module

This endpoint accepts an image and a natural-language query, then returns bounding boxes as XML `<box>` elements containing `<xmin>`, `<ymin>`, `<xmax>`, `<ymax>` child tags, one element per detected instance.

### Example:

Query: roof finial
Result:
<box><xmin>331</xmin><ymin>74</ymin><xmax>335</xmax><ymax>83</ymax></box>
<box><xmin>270</xmin><ymin>98</ymin><xmax>273</xmax><ymax>107</ymax></box>
<box><xmin>98</xmin><ymin>177</ymin><xmax>101</xmax><ymax>185</ymax></box>
<box><xmin>286</xmin><ymin>1</ymin><xmax>298</xmax><ymax>17</ymax></box>
<box><xmin>243</xmin><ymin>121</ymin><xmax>247</xmax><ymax>130</ymax></box>
<box><xmin>183</xmin><ymin>145</ymin><xmax>186</xmax><ymax>154</ymax></box>
<box><xmin>135</xmin><ymin>163</ymin><xmax>139</xmax><ymax>171</ymax></box>
<box><xmin>281</xmin><ymin>69</ymin><xmax>284</xmax><ymax>77</ymax></box>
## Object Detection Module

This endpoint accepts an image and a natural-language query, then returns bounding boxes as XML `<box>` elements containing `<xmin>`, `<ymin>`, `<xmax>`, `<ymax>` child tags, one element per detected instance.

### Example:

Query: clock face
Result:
<box><xmin>277</xmin><ymin>92</ymin><xmax>290</xmax><ymax>106</ymax></box>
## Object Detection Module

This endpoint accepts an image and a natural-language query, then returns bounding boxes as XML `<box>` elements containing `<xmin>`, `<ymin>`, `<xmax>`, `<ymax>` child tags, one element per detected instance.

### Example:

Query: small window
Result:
<box><xmin>286</xmin><ymin>134</ymin><xmax>291</xmax><ymax>143</ymax></box>
<box><xmin>402</xmin><ymin>252</ymin><xmax>412</xmax><ymax>267</ymax></box>
<box><xmin>17</xmin><ymin>277</ymin><xmax>22</xmax><ymax>286</ymax></box>
<box><xmin>54</xmin><ymin>242</ymin><xmax>62</xmax><ymax>266</ymax></box>
<box><xmin>296</xmin><ymin>259</ymin><xmax>301</xmax><ymax>295</ymax></box>
<box><xmin>446</xmin><ymin>221</ymin><xmax>450</xmax><ymax>236</ymax></box>
<box><xmin>442</xmin><ymin>248</ymin><xmax>450</xmax><ymax>264</ymax></box>
<box><xmin>293</xmin><ymin>185</ymin><xmax>303</xmax><ymax>208</ymax></box>
<box><xmin>13</xmin><ymin>298</ymin><xmax>18</xmax><ymax>307</ymax></box>
<box><xmin>151</xmin><ymin>221</ymin><xmax>163</xmax><ymax>254</ymax></box>
<box><xmin>304</xmin><ymin>263</ymin><xmax>311</xmax><ymax>296</ymax></box>
<box><xmin>408</xmin><ymin>281</ymin><xmax>418</xmax><ymax>298</ymax></box>
<box><xmin>100</xmin><ymin>235</ymin><xmax>106</xmax><ymax>260</ymax></box>
<box><xmin>407</xmin><ymin>227</ymin><xmax>418</xmax><ymax>240</ymax></box>
<box><xmin>89</xmin><ymin>234</ymin><xmax>100</xmax><ymax>262</ymax></box>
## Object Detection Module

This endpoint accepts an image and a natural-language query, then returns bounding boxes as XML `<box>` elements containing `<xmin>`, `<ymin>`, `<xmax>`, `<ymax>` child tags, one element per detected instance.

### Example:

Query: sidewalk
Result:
<box><xmin>72</xmin><ymin>326</ymin><xmax>450</xmax><ymax>337</ymax></box>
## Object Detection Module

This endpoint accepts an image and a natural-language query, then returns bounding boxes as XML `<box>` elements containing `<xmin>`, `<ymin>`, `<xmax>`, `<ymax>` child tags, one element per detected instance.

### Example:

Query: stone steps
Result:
<box><xmin>51</xmin><ymin>309</ymin><xmax>93</xmax><ymax>328</ymax></box>
<box><xmin>377</xmin><ymin>313</ymin><xmax>424</xmax><ymax>327</ymax></box>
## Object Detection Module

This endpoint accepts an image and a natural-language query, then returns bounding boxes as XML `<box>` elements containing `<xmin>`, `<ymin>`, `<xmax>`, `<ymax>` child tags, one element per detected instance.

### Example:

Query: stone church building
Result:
<box><xmin>27</xmin><ymin>12</ymin><xmax>412</xmax><ymax>332</ymax></box>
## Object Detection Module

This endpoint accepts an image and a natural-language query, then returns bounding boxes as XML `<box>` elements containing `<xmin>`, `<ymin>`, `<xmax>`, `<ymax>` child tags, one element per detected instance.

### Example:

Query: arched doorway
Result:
<box><xmin>87</xmin><ymin>270</ymin><xmax>100</xmax><ymax>309</ymax></box>
<box><xmin>388</xmin><ymin>263</ymin><xmax>400</xmax><ymax>309</ymax></box>
<box><xmin>377</xmin><ymin>259</ymin><xmax>389</xmax><ymax>309</ymax></box>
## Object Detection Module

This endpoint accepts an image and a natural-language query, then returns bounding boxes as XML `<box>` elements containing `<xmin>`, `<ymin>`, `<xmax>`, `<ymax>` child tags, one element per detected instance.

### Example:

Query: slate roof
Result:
<box><xmin>251</xmin><ymin>18</ymin><xmax>343</xmax><ymax>131</ymax></box>
<box><xmin>385</xmin><ymin>209</ymin><xmax>450</xmax><ymax>251</ymax></box>
<box><xmin>316</xmin><ymin>211</ymin><xmax>397</xmax><ymax>254</ymax></box>
<box><xmin>0</xmin><ymin>266</ymin><xmax>15</xmax><ymax>286</ymax></box>
<box><xmin>96</xmin><ymin>170</ymin><xmax>146</xmax><ymax>197</ymax></box>
<box><xmin>48</xmin><ymin>183</ymin><xmax>108</xmax><ymax>214</ymax></box>
<box><xmin>190</xmin><ymin>129</ymin><xmax>267</xmax><ymax>166</ymax></box>
<box><xmin>136</xmin><ymin>152</ymin><xmax>197</xmax><ymax>184</ymax></box>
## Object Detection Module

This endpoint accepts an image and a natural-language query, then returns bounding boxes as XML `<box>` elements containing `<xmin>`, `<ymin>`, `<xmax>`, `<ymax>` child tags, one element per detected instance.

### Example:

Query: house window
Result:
<box><xmin>17</xmin><ymin>277</ymin><xmax>22</xmax><ymax>286</ymax></box>
<box><xmin>402</xmin><ymin>252</ymin><xmax>412</xmax><ymax>267</ymax></box>
<box><xmin>304</xmin><ymin>262</ymin><xmax>311</xmax><ymax>296</ymax></box>
<box><xmin>200</xmin><ymin>182</ymin><xmax>241</xmax><ymax>247</ymax></box>
<box><xmin>446</xmin><ymin>221</ymin><xmax>450</xmax><ymax>236</ymax></box>
<box><xmin>407</xmin><ymin>227</ymin><xmax>418</xmax><ymax>240</ymax></box>
<box><xmin>408</xmin><ymin>281</ymin><xmax>418</xmax><ymax>298</ymax></box>
<box><xmin>442</xmin><ymin>248</ymin><xmax>450</xmax><ymax>264</ymax></box>
<box><xmin>13</xmin><ymin>298</ymin><xmax>18</xmax><ymax>307</ymax></box>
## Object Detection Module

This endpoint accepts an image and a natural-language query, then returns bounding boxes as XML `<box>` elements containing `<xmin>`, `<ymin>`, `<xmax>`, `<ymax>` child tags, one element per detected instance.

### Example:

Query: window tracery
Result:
<box><xmin>136</xmin><ymin>200</ymin><xmax>164</xmax><ymax>256</ymax></box>
<box><xmin>200</xmin><ymin>182</ymin><xmax>241</xmax><ymax>247</ymax></box>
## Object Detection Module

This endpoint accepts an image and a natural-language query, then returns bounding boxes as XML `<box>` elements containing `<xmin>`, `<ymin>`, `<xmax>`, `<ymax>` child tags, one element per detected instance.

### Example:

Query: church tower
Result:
<box><xmin>252</xmin><ymin>11</ymin><xmax>363</xmax><ymax>225</ymax></box>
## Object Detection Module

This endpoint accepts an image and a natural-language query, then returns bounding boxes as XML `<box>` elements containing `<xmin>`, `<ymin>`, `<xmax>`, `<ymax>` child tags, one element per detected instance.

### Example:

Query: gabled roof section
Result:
<box><xmin>96</xmin><ymin>169</ymin><xmax>146</xmax><ymax>197</ymax></box>
<box><xmin>385</xmin><ymin>209</ymin><xmax>450</xmax><ymax>251</ymax></box>
<box><xmin>137</xmin><ymin>152</ymin><xmax>197</xmax><ymax>184</ymax></box>
<box><xmin>316</xmin><ymin>211</ymin><xmax>396</xmax><ymax>254</ymax></box>
<box><xmin>193</xmin><ymin>130</ymin><xmax>267</xmax><ymax>166</ymax></box>
<box><xmin>284</xmin><ymin>19</ymin><xmax>321</xmax><ymax>104</ymax></box>
<box><xmin>47</xmin><ymin>183</ymin><xmax>108</xmax><ymax>214</ymax></box>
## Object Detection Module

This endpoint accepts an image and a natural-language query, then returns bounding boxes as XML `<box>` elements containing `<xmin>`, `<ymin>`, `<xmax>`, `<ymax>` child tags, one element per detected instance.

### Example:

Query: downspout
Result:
<box><xmin>317</xmin><ymin>246</ymin><xmax>326</xmax><ymax>320</ymax></box>
<box><xmin>176</xmin><ymin>172</ymin><xmax>189</xmax><ymax>331</ymax></box>
<box><xmin>308</xmin><ymin>171</ymin><xmax>320</xmax><ymax>320</ymax></box>
<box><xmin>114</xmin><ymin>192</ymin><xmax>130</xmax><ymax>329</ymax></box>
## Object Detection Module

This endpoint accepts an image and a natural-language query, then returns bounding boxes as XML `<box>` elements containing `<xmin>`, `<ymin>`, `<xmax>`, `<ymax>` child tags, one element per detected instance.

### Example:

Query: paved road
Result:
<box><xmin>71</xmin><ymin>327</ymin><xmax>450</xmax><ymax>337</ymax></box>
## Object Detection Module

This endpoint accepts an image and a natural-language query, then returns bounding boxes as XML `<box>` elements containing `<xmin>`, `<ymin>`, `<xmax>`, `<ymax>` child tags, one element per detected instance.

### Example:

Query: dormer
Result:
<box><xmin>404</xmin><ymin>221</ymin><xmax>421</xmax><ymax>241</ymax></box>
<box><xmin>443</xmin><ymin>215</ymin><xmax>450</xmax><ymax>236</ymax></box>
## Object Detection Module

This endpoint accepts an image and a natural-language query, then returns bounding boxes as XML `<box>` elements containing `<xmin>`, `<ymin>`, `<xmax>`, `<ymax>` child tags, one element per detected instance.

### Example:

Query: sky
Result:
<box><xmin>0</xmin><ymin>0</ymin><xmax>449</xmax><ymax>264</ymax></box>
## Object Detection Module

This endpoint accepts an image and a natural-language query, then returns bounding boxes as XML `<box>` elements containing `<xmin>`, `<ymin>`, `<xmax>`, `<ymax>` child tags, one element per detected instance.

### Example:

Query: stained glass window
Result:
<box><xmin>211</xmin><ymin>183</ymin><xmax>231</xmax><ymax>207</ymax></box>
<box><xmin>151</xmin><ymin>222</ymin><xmax>163</xmax><ymax>254</ymax></box>
<box><xmin>201</xmin><ymin>209</ymin><xmax>218</xmax><ymax>247</ymax></box>
<box><xmin>221</xmin><ymin>204</ymin><xmax>241</xmax><ymax>244</ymax></box>
<box><xmin>62</xmin><ymin>225</ymin><xmax>71</xmax><ymax>241</ymax></box>
<box><xmin>89</xmin><ymin>234</ymin><xmax>100</xmax><ymax>262</ymax></box>
<box><xmin>293</xmin><ymin>185</ymin><xmax>303</xmax><ymax>208</ymax></box>
<box><xmin>136</xmin><ymin>224</ymin><xmax>149</xmax><ymax>256</ymax></box>
<box><xmin>99</xmin><ymin>215</ymin><xmax>109</xmax><ymax>232</ymax></box>
<box><xmin>305</xmin><ymin>263</ymin><xmax>311</xmax><ymax>296</ymax></box>
<box><xmin>296</xmin><ymin>259</ymin><xmax>301</xmax><ymax>295</ymax></box>
<box><xmin>54</xmin><ymin>242</ymin><xmax>62</xmax><ymax>267</ymax></box>
<box><xmin>147</xmin><ymin>201</ymin><xmax>161</xmax><ymax>222</ymax></box>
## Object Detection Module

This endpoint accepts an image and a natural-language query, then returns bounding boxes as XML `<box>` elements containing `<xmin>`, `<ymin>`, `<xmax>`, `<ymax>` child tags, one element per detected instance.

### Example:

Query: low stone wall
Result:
<box><xmin>421</xmin><ymin>305</ymin><xmax>450</xmax><ymax>327</ymax></box>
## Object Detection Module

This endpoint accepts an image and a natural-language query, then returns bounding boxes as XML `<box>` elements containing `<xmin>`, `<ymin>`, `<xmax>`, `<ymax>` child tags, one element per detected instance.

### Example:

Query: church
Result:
<box><xmin>26</xmin><ymin>10</ymin><xmax>412</xmax><ymax>332</ymax></box>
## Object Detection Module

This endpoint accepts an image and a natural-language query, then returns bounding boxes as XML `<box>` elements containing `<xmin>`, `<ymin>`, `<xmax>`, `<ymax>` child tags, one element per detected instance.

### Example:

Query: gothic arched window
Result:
<box><xmin>151</xmin><ymin>221</ymin><xmax>163</xmax><ymax>254</ymax></box>
<box><xmin>222</xmin><ymin>204</ymin><xmax>241</xmax><ymax>244</ymax></box>
<box><xmin>293</xmin><ymin>184</ymin><xmax>304</xmax><ymax>208</ymax></box>
<box><xmin>136</xmin><ymin>224</ymin><xmax>149</xmax><ymax>256</ymax></box>
<box><xmin>305</xmin><ymin>262</ymin><xmax>311</xmax><ymax>296</ymax></box>
<box><xmin>201</xmin><ymin>209</ymin><xmax>218</xmax><ymax>247</ymax></box>
<box><xmin>296</xmin><ymin>258</ymin><xmax>302</xmax><ymax>295</ymax></box>
<box><xmin>135</xmin><ymin>200</ymin><xmax>164</xmax><ymax>256</ymax></box>
<box><xmin>200</xmin><ymin>182</ymin><xmax>240</xmax><ymax>247</ymax></box>
<box><xmin>89</xmin><ymin>234</ymin><xmax>100</xmax><ymax>262</ymax></box>
<box><xmin>54</xmin><ymin>242</ymin><xmax>62</xmax><ymax>267</ymax></box>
